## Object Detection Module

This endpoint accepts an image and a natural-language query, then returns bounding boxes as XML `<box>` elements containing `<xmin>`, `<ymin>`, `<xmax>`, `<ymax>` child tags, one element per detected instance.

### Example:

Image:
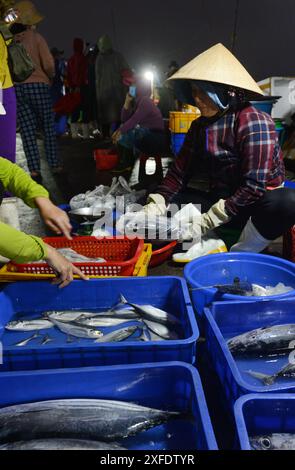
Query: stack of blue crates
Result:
<box><xmin>185</xmin><ymin>252</ymin><xmax>295</xmax><ymax>449</ymax></box>
<box><xmin>0</xmin><ymin>276</ymin><xmax>218</xmax><ymax>450</ymax></box>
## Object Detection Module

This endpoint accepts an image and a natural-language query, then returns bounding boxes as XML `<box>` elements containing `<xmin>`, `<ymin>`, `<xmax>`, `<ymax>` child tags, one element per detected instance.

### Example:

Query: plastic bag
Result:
<box><xmin>173</xmin><ymin>234</ymin><xmax>227</xmax><ymax>263</ymax></box>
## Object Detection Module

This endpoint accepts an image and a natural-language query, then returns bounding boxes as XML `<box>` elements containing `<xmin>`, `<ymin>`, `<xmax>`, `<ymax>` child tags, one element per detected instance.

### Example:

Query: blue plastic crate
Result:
<box><xmin>171</xmin><ymin>133</ymin><xmax>186</xmax><ymax>155</ymax></box>
<box><xmin>234</xmin><ymin>394</ymin><xmax>295</xmax><ymax>450</ymax></box>
<box><xmin>0</xmin><ymin>362</ymin><xmax>218</xmax><ymax>450</ymax></box>
<box><xmin>203</xmin><ymin>298</ymin><xmax>295</xmax><ymax>412</ymax></box>
<box><xmin>185</xmin><ymin>253</ymin><xmax>295</xmax><ymax>318</ymax></box>
<box><xmin>0</xmin><ymin>277</ymin><xmax>199</xmax><ymax>371</ymax></box>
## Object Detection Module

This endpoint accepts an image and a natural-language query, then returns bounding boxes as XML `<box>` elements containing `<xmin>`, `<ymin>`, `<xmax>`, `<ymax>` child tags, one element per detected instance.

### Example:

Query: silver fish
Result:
<box><xmin>250</xmin><ymin>434</ymin><xmax>295</xmax><ymax>450</ymax></box>
<box><xmin>50</xmin><ymin>319</ymin><xmax>103</xmax><ymax>339</ymax></box>
<box><xmin>143</xmin><ymin>319</ymin><xmax>178</xmax><ymax>340</ymax></box>
<box><xmin>45</xmin><ymin>311</ymin><xmax>100</xmax><ymax>322</ymax></box>
<box><xmin>247</xmin><ymin>362</ymin><xmax>295</xmax><ymax>386</ymax></box>
<box><xmin>57</xmin><ymin>248</ymin><xmax>106</xmax><ymax>263</ymax></box>
<box><xmin>228</xmin><ymin>324</ymin><xmax>295</xmax><ymax>355</ymax></box>
<box><xmin>119</xmin><ymin>295</ymin><xmax>180</xmax><ymax>326</ymax></box>
<box><xmin>45</xmin><ymin>307</ymin><xmax>137</xmax><ymax>323</ymax></box>
<box><xmin>14</xmin><ymin>332</ymin><xmax>40</xmax><ymax>347</ymax></box>
<box><xmin>0</xmin><ymin>439</ymin><xmax>126</xmax><ymax>451</ymax></box>
<box><xmin>94</xmin><ymin>326</ymin><xmax>138</xmax><ymax>343</ymax></box>
<box><xmin>0</xmin><ymin>399</ymin><xmax>180</xmax><ymax>442</ymax></box>
<box><xmin>6</xmin><ymin>319</ymin><xmax>53</xmax><ymax>332</ymax></box>
<box><xmin>77</xmin><ymin>316</ymin><xmax>137</xmax><ymax>328</ymax></box>
<box><xmin>41</xmin><ymin>335</ymin><xmax>53</xmax><ymax>346</ymax></box>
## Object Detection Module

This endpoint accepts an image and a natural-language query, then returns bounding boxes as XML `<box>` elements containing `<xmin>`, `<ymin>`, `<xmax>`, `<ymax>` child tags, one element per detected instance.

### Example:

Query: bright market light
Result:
<box><xmin>144</xmin><ymin>71</ymin><xmax>154</xmax><ymax>82</ymax></box>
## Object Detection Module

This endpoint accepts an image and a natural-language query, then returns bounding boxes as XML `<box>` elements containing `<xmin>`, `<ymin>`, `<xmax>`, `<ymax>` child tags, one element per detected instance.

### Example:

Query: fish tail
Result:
<box><xmin>119</xmin><ymin>294</ymin><xmax>128</xmax><ymax>305</ymax></box>
<box><xmin>246</xmin><ymin>370</ymin><xmax>276</xmax><ymax>386</ymax></box>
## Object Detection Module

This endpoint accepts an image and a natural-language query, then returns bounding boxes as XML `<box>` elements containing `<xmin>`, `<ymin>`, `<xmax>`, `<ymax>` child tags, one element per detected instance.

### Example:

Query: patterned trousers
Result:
<box><xmin>15</xmin><ymin>83</ymin><xmax>60</xmax><ymax>172</ymax></box>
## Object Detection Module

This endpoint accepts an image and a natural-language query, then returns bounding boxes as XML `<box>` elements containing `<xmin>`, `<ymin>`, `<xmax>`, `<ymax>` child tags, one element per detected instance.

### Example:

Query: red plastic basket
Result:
<box><xmin>149</xmin><ymin>241</ymin><xmax>178</xmax><ymax>268</ymax></box>
<box><xmin>9</xmin><ymin>237</ymin><xmax>145</xmax><ymax>277</ymax></box>
<box><xmin>94</xmin><ymin>149</ymin><xmax>119</xmax><ymax>171</ymax></box>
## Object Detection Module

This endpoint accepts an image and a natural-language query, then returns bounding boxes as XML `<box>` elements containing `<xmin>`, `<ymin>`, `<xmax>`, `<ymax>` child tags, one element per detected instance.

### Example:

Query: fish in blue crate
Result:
<box><xmin>0</xmin><ymin>398</ymin><xmax>182</xmax><ymax>450</ymax></box>
<box><xmin>3</xmin><ymin>294</ymin><xmax>181</xmax><ymax>347</ymax></box>
<box><xmin>228</xmin><ymin>324</ymin><xmax>295</xmax><ymax>355</ymax></box>
<box><xmin>250</xmin><ymin>434</ymin><xmax>295</xmax><ymax>451</ymax></box>
<box><xmin>227</xmin><ymin>324</ymin><xmax>295</xmax><ymax>386</ymax></box>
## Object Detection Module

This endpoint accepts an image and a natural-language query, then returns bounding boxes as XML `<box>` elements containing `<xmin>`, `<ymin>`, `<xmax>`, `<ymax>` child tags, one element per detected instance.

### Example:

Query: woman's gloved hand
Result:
<box><xmin>201</xmin><ymin>199</ymin><xmax>231</xmax><ymax>235</ymax></box>
<box><xmin>45</xmin><ymin>244</ymin><xmax>89</xmax><ymax>289</ymax></box>
<box><xmin>143</xmin><ymin>194</ymin><xmax>167</xmax><ymax>216</ymax></box>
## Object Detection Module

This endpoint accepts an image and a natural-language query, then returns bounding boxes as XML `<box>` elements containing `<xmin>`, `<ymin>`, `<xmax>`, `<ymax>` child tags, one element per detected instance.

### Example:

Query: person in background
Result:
<box><xmin>158</xmin><ymin>60</ymin><xmax>181</xmax><ymax>118</ymax></box>
<box><xmin>11</xmin><ymin>1</ymin><xmax>62</xmax><ymax>183</ymax></box>
<box><xmin>0</xmin><ymin>157</ymin><xmax>87</xmax><ymax>287</ymax></box>
<box><xmin>144</xmin><ymin>43</ymin><xmax>295</xmax><ymax>253</ymax></box>
<box><xmin>95</xmin><ymin>34</ymin><xmax>130</xmax><ymax>139</ymax></box>
<box><xmin>67</xmin><ymin>37</ymin><xmax>90</xmax><ymax>140</ymax></box>
<box><xmin>0</xmin><ymin>0</ymin><xmax>17</xmax><ymax>163</ymax></box>
<box><xmin>112</xmin><ymin>75</ymin><xmax>166</xmax><ymax>157</ymax></box>
<box><xmin>50</xmin><ymin>47</ymin><xmax>66</xmax><ymax>106</ymax></box>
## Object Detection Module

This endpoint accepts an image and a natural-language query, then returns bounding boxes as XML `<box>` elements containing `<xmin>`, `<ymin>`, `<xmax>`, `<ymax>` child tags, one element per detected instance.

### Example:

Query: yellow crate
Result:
<box><xmin>0</xmin><ymin>244</ymin><xmax>152</xmax><ymax>282</ymax></box>
<box><xmin>169</xmin><ymin>111</ymin><xmax>200</xmax><ymax>133</ymax></box>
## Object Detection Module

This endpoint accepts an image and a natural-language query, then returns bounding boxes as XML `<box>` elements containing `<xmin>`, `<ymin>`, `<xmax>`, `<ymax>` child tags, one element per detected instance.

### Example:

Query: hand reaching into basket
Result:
<box><xmin>35</xmin><ymin>198</ymin><xmax>73</xmax><ymax>240</ymax></box>
<box><xmin>45</xmin><ymin>244</ymin><xmax>89</xmax><ymax>288</ymax></box>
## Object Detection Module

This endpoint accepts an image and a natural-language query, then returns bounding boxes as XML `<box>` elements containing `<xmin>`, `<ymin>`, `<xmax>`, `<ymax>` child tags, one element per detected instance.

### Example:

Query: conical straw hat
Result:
<box><xmin>14</xmin><ymin>1</ymin><xmax>44</xmax><ymax>26</ymax></box>
<box><xmin>168</xmin><ymin>43</ymin><xmax>263</xmax><ymax>96</ymax></box>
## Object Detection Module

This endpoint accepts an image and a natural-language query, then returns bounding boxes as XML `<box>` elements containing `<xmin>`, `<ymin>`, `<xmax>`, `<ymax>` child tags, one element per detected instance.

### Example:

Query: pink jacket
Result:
<box><xmin>14</xmin><ymin>29</ymin><xmax>55</xmax><ymax>85</ymax></box>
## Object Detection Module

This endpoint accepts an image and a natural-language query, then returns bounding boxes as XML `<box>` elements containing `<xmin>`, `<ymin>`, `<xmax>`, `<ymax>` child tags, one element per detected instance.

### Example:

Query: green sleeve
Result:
<box><xmin>0</xmin><ymin>158</ymin><xmax>49</xmax><ymax>208</ymax></box>
<box><xmin>0</xmin><ymin>222</ymin><xmax>47</xmax><ymax>263</ymax></box>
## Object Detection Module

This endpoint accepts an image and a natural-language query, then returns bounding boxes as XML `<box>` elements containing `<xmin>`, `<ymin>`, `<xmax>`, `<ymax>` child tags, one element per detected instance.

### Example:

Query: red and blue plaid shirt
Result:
<box><xmin>158</xmin><ymin>105</ymin><xmax>285</xmax><ymax>215</ymax></box>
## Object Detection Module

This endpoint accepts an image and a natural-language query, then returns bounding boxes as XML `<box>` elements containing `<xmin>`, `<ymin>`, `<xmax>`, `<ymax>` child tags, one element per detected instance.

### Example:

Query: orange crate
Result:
<box><xmin>9</xmin><ymin>237</ymin><xmax>144</xmax><ymax>277</ymax></box>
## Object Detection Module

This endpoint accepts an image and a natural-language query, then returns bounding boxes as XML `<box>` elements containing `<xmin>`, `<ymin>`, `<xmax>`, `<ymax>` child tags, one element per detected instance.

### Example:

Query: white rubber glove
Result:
<box><xmin>144</xmin><ymin>194</ymin><xmax>167</xmax><ymax>216</ymax></box>
<box><xmin>201</xmin><ymin>199</ymin><xmax>231</xmax><ymax>236</ymax></box>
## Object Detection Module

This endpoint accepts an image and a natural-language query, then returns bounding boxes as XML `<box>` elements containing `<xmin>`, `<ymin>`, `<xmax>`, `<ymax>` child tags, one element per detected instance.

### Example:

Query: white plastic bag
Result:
<box><xmin>173</xmin><ymin>234</ymin><xmax>227</xmax><ymax>263</ymax></box>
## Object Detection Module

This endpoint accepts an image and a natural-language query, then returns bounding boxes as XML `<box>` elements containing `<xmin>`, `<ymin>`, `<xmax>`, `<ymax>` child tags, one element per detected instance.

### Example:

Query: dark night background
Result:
<box><xmin>34</xmin><ymin>0</ymin><xmax>295</xmax><ymax>81</ymax></box>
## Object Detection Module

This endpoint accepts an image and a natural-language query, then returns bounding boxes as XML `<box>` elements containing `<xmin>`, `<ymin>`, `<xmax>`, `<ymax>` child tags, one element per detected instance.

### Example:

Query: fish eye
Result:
<box><xmin>261</xmin><ymin>438</ymin><xmax>271</xmax><ymax>449</ymax></box>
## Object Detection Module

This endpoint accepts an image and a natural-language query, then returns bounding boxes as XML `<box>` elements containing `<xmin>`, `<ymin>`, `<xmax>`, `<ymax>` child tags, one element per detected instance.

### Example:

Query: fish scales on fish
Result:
<box><xmin>6</xmin><ymin>319</ymin><xmax>54</xmax><ymax>332</ymax></box>
<box><xmin>77</xmin><ymin>316</ymin><xmax>139</xmax><ymax>328</ymax></box>
<box><xmin>247</xmin><ymin>362</ymin><xmax>295</xmax><ymax>386</ymax></box>
<box><xmin>143</xmin><ymin>320</ymin><xmax>179</xmax><ymax>340</ymax></box>
<box><xmin>250</xmin><ymin>434</ymin><xmax>295</xmax><ymax>450</ymax></box>
<box><xmin>94</xmin><ymin>326</ymin><xmax>139</xmax><ymax>343</ymax></box>
<box><xmin>228</xmin><ymin>324</ymin><xmax>295</xmax><ymax>356</ymax></box>
<box><xmin>0</xmin><ymin>399</ymin><xmax>180</xmax><ymax>443</ymax></box>
<box><xmin>50</xmin><ymin>319</ymin><xmax>103</xmax><ymax>339</ymax></box>
<box><xmin>119</xmin><ymin>295</ymin><xmax>181</xmax><ymax>327</ymax></box>
<box><xmin>0</xmin><ymin>439</ymin><xmax>126</xmax><ymax>451</ymax></box>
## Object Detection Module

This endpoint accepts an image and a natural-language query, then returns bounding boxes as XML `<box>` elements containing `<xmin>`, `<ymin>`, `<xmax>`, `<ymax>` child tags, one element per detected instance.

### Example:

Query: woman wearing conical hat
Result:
<box><xmin>145</xmin><ymin>43</ymin><xmax>294</xmax><ymax>252</ymax></box>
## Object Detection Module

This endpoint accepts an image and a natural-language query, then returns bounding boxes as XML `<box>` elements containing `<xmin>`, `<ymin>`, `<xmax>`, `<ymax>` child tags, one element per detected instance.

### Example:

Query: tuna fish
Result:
<box><xmin>0</xmin><ymin>399</ymin><xmax>180</xmax><ymax>443</ymax></box>
<box><xmin>228</xmin><ymin>324</ymin><xmax>295</xmax><ymax>355</ymax></box>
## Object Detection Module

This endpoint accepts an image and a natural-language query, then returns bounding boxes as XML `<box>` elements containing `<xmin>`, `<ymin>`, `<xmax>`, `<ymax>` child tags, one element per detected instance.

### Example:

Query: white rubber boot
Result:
<box><xmin>230</xmin><ymin>218</ymin><xmax>272</xmax><ymax>253</ymax></box>
<box><xmin>70</xmin><ymin>123</ymin><xmax>79</xmax><ymax>139</ymax></box>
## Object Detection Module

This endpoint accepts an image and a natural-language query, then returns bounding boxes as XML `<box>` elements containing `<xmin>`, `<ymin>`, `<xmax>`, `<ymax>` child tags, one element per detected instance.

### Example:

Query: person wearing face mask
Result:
<box><xmin>112</xmin><ymin>75</ymin><xmax>166</xmax><ymax>158</ymax></box>
<box><xmin>95</xmin><ymin>34</ymin><xmax>130</xmax><ymax>139</ymax></box>
<box><xmin>144</xmin><ymin>43</ymin><xmax>295</xmax><ymax>253</ymax></box>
